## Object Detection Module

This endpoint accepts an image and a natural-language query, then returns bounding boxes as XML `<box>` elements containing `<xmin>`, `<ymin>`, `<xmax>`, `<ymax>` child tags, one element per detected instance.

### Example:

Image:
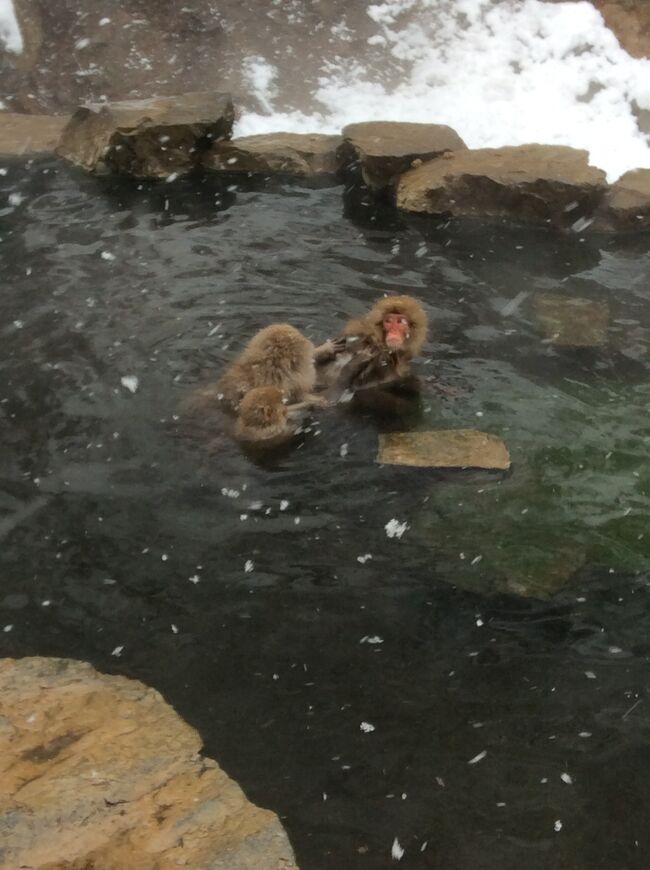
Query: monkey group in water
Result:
<box><xmin>181</xmin><ymin>294</ymin><xmax>428</xmax><ymax>449</ymax></box>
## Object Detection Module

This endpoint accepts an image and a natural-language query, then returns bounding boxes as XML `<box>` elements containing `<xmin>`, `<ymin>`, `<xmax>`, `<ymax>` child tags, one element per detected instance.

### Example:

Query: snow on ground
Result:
<box><xmin>0</xmin><ymin>0</ymin><xmax>22</xmax><ymax>53</ymax></box>
<box><xmin>236</xmin><ymin>0</ymin><xmax>650</xmax><ymax>181</ymax></box>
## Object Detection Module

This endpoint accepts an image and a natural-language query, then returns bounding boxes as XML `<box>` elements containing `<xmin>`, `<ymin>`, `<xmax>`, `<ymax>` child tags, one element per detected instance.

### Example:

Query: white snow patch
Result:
<box><xmin>391</xmin><ymin>837</ymin><xmax>405</xmax><ymax>861</ymax></box>
<box><xmin>100</xmin><ymin>251</ymin><xmax>115</xmax><ymax>261</ymax></box>
<box><xmin>120</xmin><ymin>375</ymin><xmax>139</xmax><ymax>393</ymax></box>
<box><xmin>0</xmin><ymin>0</ymin><xmax>22</xmax><ymax>52</ymax></box>
<box><xmin>554</xmin><ymin>819</ymin><xmax>563</xmax><ymax>832</ymax></box>
<box><xmin>357</xmin><ymin>553</ymin><xmax>373</xmax><ymax>564</ymax></box>
<box><xmin>111</xmin><ymin>645</ymin><xmax>124</xmax><ymax>657</ymax></box>
<box><xmin>385</xmin><ymin>518</ymin><xmax>409</xmax><ymax>539</ymax></box>
<box><xmin>360</xmin><ymin>635</ymin><xmax>384</xmax><ymax>644</ymax></box>
<box><xmin>236</xmin><ymin>0</ymin><xmax>650</xmax><ymax>180</ymax></box>
<box><xmin>560</xmin><ymin>772</ymin><xmax>573</xmax><ymax>785</ymax></box>
<box><xmin>244</xmin><ymin>559</ymin><xmax>254</xmax><ymax>573</ymax></box>
<box><xmin>360</xmin><ymin>721</ymin><xmax>376</xmax><ymax>733</ymax></box>
<box><xmin>468</xmin><ymin>749</ymin><xmax>487</xmax><ymax>765</ymax></box>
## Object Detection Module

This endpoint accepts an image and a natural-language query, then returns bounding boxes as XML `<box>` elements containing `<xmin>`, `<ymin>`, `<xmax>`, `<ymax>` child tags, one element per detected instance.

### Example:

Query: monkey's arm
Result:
<box><xmin>313</xmin><ymin>337</ymin><xmax>348</xmax><ymax>365</ymax></box>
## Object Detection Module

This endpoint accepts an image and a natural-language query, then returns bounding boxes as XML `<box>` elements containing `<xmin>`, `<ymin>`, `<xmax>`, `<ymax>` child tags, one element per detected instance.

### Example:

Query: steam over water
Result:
<box><xmin>237</xmin><ymin>0</ymin><xmax>650</xmax><ymax>181</ymax></box>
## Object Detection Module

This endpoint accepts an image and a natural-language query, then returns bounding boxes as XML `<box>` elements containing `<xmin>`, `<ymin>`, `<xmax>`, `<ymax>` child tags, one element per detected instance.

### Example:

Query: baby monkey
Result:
<box><xmin>318</xmin><ymin>294</ymin><xmax>428</xmax><ymax>399</ymax></box>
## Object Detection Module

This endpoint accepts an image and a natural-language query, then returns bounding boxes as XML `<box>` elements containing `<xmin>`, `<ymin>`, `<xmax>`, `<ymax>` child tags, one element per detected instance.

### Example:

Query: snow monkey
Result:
<box><xmin>317</xmin><ymin>295</ymin><xmax>428</xmax><ymax>399</ymax></box>
<box><xmin>233</xmin><ymin>386</ymin><xmax>319</xmax><ymax>445</ymax></box>
<box><xmin>181</xmin><ymin>323</ymin><xmax>329</xmax><ymax>438</ymax></box>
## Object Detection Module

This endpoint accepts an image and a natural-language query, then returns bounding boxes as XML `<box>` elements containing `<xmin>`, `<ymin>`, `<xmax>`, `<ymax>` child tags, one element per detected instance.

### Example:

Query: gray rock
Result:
<box><xmin>204</xmin><ymin>132</ymin><xmax>342</xmax><ymax>177</ymax></box>
<box><xmin>338</xmin><ymin>120</ymin><xmax>466</xmax><ymax>191</ymax></box>
<box><xmin>534</xmin><ymin>293</ymin><xmax>610</xmax><ymax>347</ymax></box>
<box><xmin>0</xmin><ymin>656</ymin><xmax>299</xmax><ymax>870</ymax></box>
<box><xmin>378</xmin><ymin>430</ymin><xmax>511</xmax><ymax>470</ymax></box>
<box><xmin>57</xmin><ymin>92</ymin><xmax>234</xmax><ymax>177</ymax></box>
<box><xmin>594</xmin><ymin>168</ymin><xmax>650</xmax><ymax>232</ymax></box>
<box><xmin>397</xmin><ymin>144</ymin><xmax>608</xmax><ymax>227</ymax></box>
<box><xmin>0</xmin><ymin>113</ymin><xmax>68</xmax><ymax>156</ymax></box>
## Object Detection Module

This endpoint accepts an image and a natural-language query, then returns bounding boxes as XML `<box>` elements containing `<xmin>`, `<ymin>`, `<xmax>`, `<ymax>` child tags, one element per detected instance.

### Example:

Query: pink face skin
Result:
<box><xmin>383</xmin><ymin>313</ymin><xmax>410</xmax><ymax>350</ymax></box>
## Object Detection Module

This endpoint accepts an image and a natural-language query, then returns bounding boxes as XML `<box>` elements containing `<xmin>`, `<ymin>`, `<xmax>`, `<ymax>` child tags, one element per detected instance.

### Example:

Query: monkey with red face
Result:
<box><xmin>317</xmin><ymin>295</ymin><xmax>428</xmax><ymax>400</ymax></box>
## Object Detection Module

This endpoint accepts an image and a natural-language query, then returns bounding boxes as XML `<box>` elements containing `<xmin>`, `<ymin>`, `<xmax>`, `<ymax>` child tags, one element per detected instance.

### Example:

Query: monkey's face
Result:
<box><xmin>383</xmin><ymin>312</ymin><xmax>410</xmax><ymax>350</ymax></box>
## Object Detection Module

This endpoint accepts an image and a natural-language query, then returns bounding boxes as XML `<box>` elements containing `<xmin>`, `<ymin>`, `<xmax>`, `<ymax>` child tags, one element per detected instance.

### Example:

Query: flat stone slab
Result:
<box><xmin>338</xmin><ymin>120</ymin><xmax>466</xmax><ymax>190</ymax></box>
<box><xmin>0</xmin><ymin>656</ymin><xmax>298</xmax><ymax>870</ymax></box>
<box><xmin>594</xmin><ymin>168</ymin><xmax>650</xmax><ymax>232</ymax></box>
<box><xmin>57</xmin><ymin>92</ymin><xmax>234</xmax><ymax>178</ymax></box>
<box><xmin>534</xmin><ymin>293</ymin><xmax>609</xmax><ymax>347</ymax></box>
<box><xmin>0</xmin><ymin>113</ymin><xmax>68</xmax><ymax>156</ymax></box>
<box><xmin>378</xmin><ymin>430</ymin><xmax>511</xmax><ymax>470</ymax></box>
<box><xmin>396</xmin><ymin>144</ymin><xmax>607</xmax><ymax>227</ymax></box>
<box><xmin>204</xmin><ymin>132</ymin><xmax>342</xmax><ymax>176</ymax></box>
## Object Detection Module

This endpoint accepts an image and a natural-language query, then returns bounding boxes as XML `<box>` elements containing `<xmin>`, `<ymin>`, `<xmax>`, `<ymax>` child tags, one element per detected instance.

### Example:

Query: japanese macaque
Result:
<box><xmin>233</xmin><ymin>386</ymin><xmax>314</xmax><ymax>445</ymax></box>
<box><xmin>317</xmin><ymin>295</ymin><xmax>428</xmax><ymax>400</ymax></box>
<box><xmin>183</xmin><ymin>323</ymin><xmax>327</xmax><ymax>416</ymax></box>
<box><xmin>180</xmin><ymin>323</ymin><xmax>329</xmax><ymax>445</ymax></box>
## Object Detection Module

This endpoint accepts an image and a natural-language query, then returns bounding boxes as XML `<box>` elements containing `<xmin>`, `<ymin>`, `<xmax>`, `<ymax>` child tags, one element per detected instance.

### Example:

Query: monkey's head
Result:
<box><xmin>235</xmin><ymin>387</ymin><xmax>291</xmax><ymax>442</ymax></box>
<box><xmin>369</xmin><ymin>295</ymin><xmax>428</xmax><ymax>355</ymax></box>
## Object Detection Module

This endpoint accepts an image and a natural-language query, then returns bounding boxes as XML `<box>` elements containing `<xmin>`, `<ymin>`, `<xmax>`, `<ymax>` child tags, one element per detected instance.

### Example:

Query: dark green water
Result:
<box><xmin>1</xmin><ymin>158</ymin><xmax>649</xmax><ymax>869</ymax></box>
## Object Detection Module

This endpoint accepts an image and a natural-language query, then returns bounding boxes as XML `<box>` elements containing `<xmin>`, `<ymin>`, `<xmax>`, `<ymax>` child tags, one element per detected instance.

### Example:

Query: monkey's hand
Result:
<box><xmin>314</xmin><ymin>337</ymin><xmax>348</xmax><ymax>363</ymax></box>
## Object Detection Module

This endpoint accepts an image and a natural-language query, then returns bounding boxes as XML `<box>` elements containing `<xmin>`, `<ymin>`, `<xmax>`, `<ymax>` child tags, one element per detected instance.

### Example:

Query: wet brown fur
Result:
<box><xmin>234</xmin><ymin>387</ymin><xmax>291</xmax><ymax>442</ymax></box>
<box><xmin>319</xmin><ymin>295</ymin><xmax>428</xmax><ymax>397</ymax></box>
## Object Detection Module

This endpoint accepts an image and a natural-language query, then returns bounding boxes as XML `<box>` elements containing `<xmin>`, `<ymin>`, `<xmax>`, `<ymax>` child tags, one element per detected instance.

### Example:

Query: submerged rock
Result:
<box><xmin>338</xmin><ymin>121</ymin><xmax>466</xmax><ymax>191</ymax></box>
<box><xmin>396</xmin><ymin>144</ymin><xmax>607</xmax><ymax>227</ymax></box>
<box><xmin>204</xmin><ymin>132</ymin><xmax>342</xmax><ymax>177</ymax></box>
<box><xmin>0</xmin><ymin>113</ymin><xmax>68</xmax><ymax>156</ymax></box>
<box><xmin>0</xmin><ymin>656</ymin><xmax>298</xmax><ymax>870</ymax></box>
<box><xmin>594</xmin><ymin>168</ymin><xmax>650</xmax><ymax>232</ymax></box>
<box><xmin>534</xmin><ymin>293</ymin><xmax>610</xmax><ymax>347</ymax></box>
<box><xmin>57</xmin><ymin>92</ymin><xmax>234</xmax><ymax>177</ymax></box>
<box><xmin>378</xmin><ymin>430</ymin><xmax>511</xmax><ymax>470</ymax></box>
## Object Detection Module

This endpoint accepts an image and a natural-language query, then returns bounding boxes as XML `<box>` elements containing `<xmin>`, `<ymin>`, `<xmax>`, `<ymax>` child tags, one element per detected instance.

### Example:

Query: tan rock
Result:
<box><xmin>534</xmin><ymin>293</ymin><xmax>610</xmax><ymax>347</ymax></box>
<box><xmin>397</xmin><ymin>144</ymin><xmax>607</xmax><ymax>227</ymax></box>
<box><xmin>0</xmin><ymin>113</ymin><xmax>68</xmax><ymax>156</ymax></box>
<box><xmin>204</xmin><ymin>132</ymin><xmax>342</xmax><ymax>177</ymax></box>
<box><xmin>338</xmin><ymin>121</ymin><xmax>466</xmax><ymax>190</ymax></box>
<box><xmin>377</xmin><ymin>430</ymin><xmax>511</xmax><ymax>470</ymax></box>
<box><xmin>0</xmin><ymin>656</ymin><xmax>298</xmax><ymax>870</ymax></box>
<box><xmin>594</xmin><ymin>168</ymin><xmax>650</xmax><ymax>232</ymax></box>
<box><xmin>57</xmin><ymin>92</ymin><xmax>234</xmax><ymax>178</ymax></box>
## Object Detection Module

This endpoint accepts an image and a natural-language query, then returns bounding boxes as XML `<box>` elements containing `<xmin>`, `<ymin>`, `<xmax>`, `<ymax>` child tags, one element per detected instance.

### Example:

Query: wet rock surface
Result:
<box><xmin>338</xmin><ymin>121</ymin><xmax>466</xmax><ymax>191</ymax></box>
<box><xmin>57</xmin><ymin>92</ymin><xmax>234</xmax><ymax>177</ymax></box>
<box><xmin>594</xmin><ymin>168</ymin><xmax>650</xmax><ymax>232</ymax></box>
<box><xmin>378</xmin><ymin>430</ymin><xmax>511</xmax><ymax>470</ymax></box>
<box><xmin>396</xmin><ymin>144</ymin><xmax>608</xmax><ymax>227</ymax></box>
<box><xmin>204</xmin><ymin>132</ymin><xmax>342</xmax><ymax>177</ymax></box>
<box><xmin>534</xmin><ymin>293</ymin><xmax>610</xmax><ymax>347</ymax></box>
<box><xmin>0</xmin><ymin>656</ymin><xmax>298</xmax><ymax>870</ymax></box>
<box><xmin>0</xmin><ymin>113</ymin><xmax>67</xmax><ymax>155</ymax></box>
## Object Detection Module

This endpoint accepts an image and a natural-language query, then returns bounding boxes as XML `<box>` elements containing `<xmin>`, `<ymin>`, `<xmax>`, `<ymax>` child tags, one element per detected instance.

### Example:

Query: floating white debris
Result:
<box><xmin>560</xmin><ymin>772</ymin><xmax>573</xmax><ymax>785</ymax></box>
<box><xmin>13</xmin><ymin>319</ymin><xmax>23</xmax><ymax>329</ymax></box>
<box><xmin>8</xmin><ymin>192</ymin><xmax>23</xmax><ymax>206</ymax></box>
<box><xmin>554</xmin><ymin>820</ymin><xmax>563</xmax><ymax>832</ymax></box>
<box><xmin>3</xmin><ymin>624</ymin><xmax>13</xmax><ymax>633</ymax></box>
<box><xmin>340</xmin><ymin>442</ymin><xmax>349</xmax><ymax>457</ymax></box>
<box><xmin>360</xmin><ymin>635</ymin><xmax>384</xmax><ymax>645</ymax></box>
<box><xmin>470</xmin><ymin>555</ymin><xmax>483</xmax><ymax>566</ymax></box>
<box><xmin>188</xmin><ymin>574</ymin><xmax>200</xmax><ymax>584</ymax></box>
<box><xmin>280</xmin><ymin>499</ymin><xmax>289</xmax><ymax>511</ymax></box>
<box><xmin>585</xmin><ymin>671</ymin><xmax>597</xmax><ymax>680</ymax></box>
<box><xmin>579</xmin><ymin>731</ymin><xmax>592</xmax><ymax>738</ymax></box>
<box><xmin>357</xmin><ymin>553</ymin><xmax>373</xmax><ymax>564</ymax></box>
<box><xmin>120</xmin><ymin>375</ymin><xmax>139</xmax><ymax>394</ymax></box>
<box><xmin>161</xmin><ymin>553</ymin><xmax>168</xmax><ymax>562</ymax></box>
<box><xmin>171</xmin><ymin>624</ymin><xmax>178</xmax><ymax>634</ymax></box>
<box><xmin>391</xmin><ymin>837</ymin><xmax>405</xmax><ymax>861</ymax></box>
<box><xmin>221</xmin><ymin>487</ymin><xmax>240</xmax><ymax>498</ymax></box>
<box><xmin>166</xmin><ymin>172</ymin><xmax>180</xmax><ymax>183</ymax></box>
<box><xmin>111</xmin><ymin>645</ymin><xmax>124</xmax><ymax>657</ymax></box>
<box><xmin>100</xmin><ymin>251</ymin><xmax>115</xmax><ymax>261</ymax></box>
<box><xmin>360</xmin><ymin>721</ymin><xmax>376</xmax><ymax>733</ymax></box>
<box><xmin>468</xmin><ymin>750</ymin><xmax>487</xmax><ymax>765</ymax></box>
<box><xmin>244</xmin><ymin>559</ymin><xmax>254</xmax><ymax>573</ymax></box>
<box><xmin>385</xmin><ymin>518</ymin><xmax>409</xmax><ymax>539</ymax></box>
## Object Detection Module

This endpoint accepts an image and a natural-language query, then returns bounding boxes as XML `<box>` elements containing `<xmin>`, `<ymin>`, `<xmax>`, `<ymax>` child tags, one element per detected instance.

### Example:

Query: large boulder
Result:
<box><xmin>0</xmin><ymin>113</ymin><xmax>67</xmax><ymax>156</ymax></box>
<box><xmin>337</xmin><ymin>121</ymin><xmax>466</xmax><ymax>191</ymax></box>
<box><xmin>593</xmin><ymin>168</ymin><xmax>650</xmax><ymax>232</ymax></box>
<box><xmin>0</xmin><ymin>656</ymin><xmax>299</xmax><ymax>870</ymax></box>
<box><xmin>396</xmin><ymin>144</ymin><xmax>608</xmax><ymax>228</ymax></box>
<box><xmin>204</xmin><ymin>132</ymin><xmax>342</xmax><ymax>177</ymax></box>
<box><xmin>57</xmin><ymin>92</ymin><xmax>234</xmax><ymax>177</ymax></box>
